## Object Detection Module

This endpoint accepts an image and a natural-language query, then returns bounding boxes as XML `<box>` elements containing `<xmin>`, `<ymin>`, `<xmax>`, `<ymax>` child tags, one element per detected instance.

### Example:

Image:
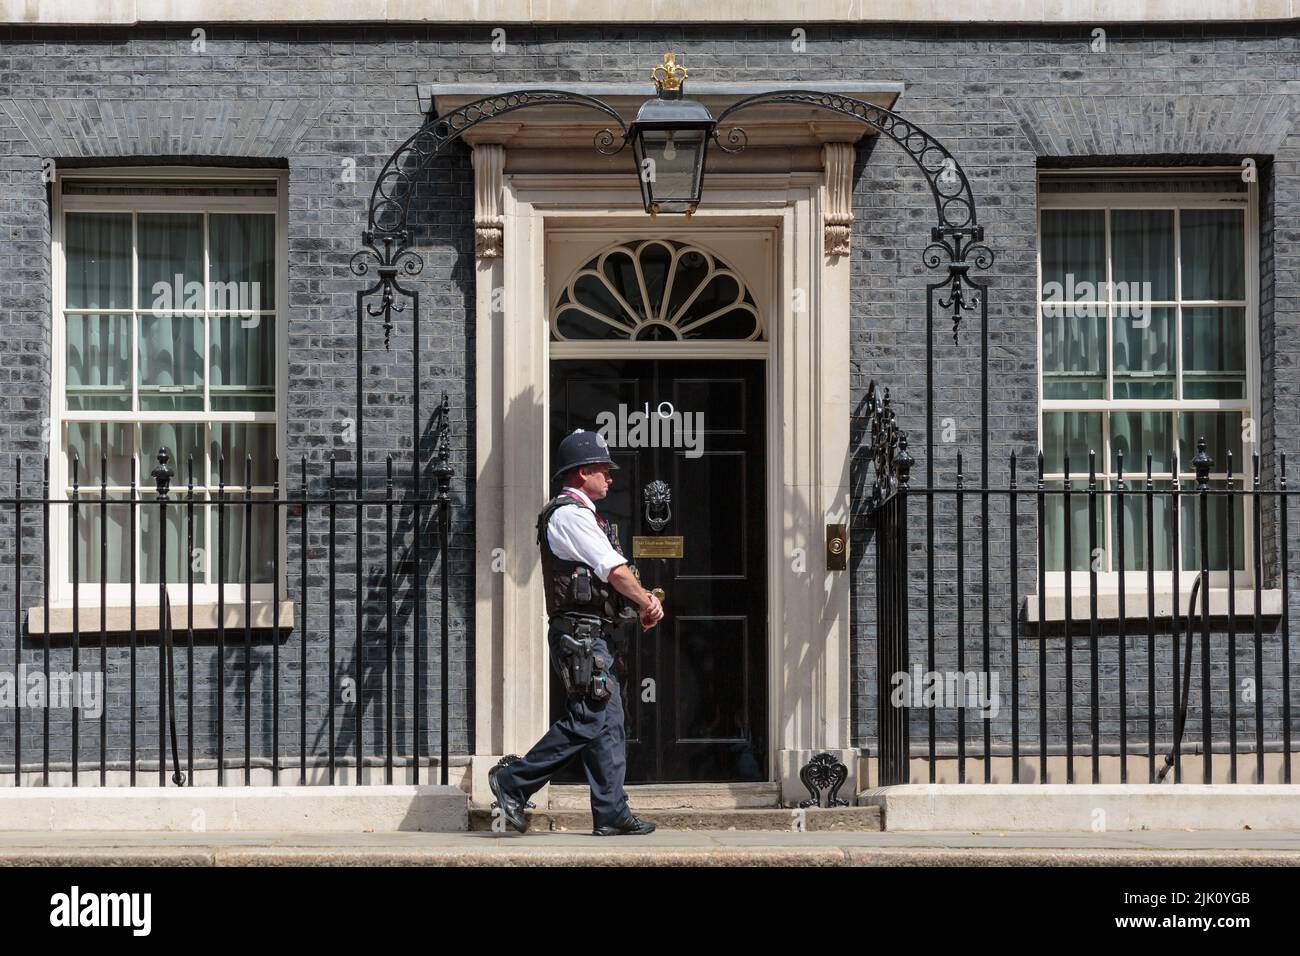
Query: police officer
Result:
<box><xmin>489</xmin><ymin>429</ymin><xmax>665</xmax><ymax>836</ymax></box>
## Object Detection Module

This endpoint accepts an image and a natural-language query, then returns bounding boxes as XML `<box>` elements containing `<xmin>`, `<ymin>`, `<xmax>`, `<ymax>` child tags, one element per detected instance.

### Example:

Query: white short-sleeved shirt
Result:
<box><xmin>546</xmin><ymin>487</ymin><xmax>627</xmax><ymax>583</ymax></box>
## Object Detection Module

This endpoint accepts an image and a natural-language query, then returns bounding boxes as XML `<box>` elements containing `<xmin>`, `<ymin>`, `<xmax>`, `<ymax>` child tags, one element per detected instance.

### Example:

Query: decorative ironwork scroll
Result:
<box><xmin>797</xmin><ymin>751</ymin><xmax>850</xmax><ymax>808</ymax></box>
<box><xmin>865</xmin><ymin>380</ymin><xmax>914</xmax><ymax>513</ymax></box>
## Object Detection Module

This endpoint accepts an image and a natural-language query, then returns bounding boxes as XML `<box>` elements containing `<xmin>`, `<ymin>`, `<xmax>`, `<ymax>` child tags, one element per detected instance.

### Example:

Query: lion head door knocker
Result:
<box><xmin>644</xmin><ymin>480</ymin><xmax>672</xmax><ymax>532</ymax></box>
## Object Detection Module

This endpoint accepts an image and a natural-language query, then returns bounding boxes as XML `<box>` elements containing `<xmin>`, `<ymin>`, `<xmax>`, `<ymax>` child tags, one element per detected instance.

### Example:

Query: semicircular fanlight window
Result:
<box><xmin>550</xmin><ymin>239</ymin><xmax>763</xmax><ymax>342</ymax></box>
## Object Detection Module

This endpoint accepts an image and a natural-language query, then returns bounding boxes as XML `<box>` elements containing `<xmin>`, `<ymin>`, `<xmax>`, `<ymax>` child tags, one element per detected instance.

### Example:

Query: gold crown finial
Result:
<box><xmin>651</xmin><ymin>52</ymin><xmax>688</xmax><ymax>94</ymax></box>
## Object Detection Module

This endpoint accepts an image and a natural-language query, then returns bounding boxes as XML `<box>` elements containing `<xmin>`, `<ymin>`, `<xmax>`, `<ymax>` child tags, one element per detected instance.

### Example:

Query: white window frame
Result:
<box><xmin>50</xmin><ymin>166</ymin><xmax>288</xmax><ymax>607</ymax></box>
<box><xmin>1037</xmin><ymin>169</ymin><xmax>1260</xmax><ymax>592</ymax></box>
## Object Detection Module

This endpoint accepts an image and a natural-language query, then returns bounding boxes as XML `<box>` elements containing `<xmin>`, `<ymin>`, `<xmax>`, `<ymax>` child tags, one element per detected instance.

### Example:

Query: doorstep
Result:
<box><xmin>478</xmin><ymin>781</ymin><xmax>881</xmax><ymax>831</ymax></box>
<box><xmin>547</xmin><ymin>781</ymin><xmax>781</xmax><ymax>810</ymax></box>
<box><xmin>469</xmin><ymin>805</ymin><xmax>882</xmax><ymax>832</ymax></box>
<box><xmin>860</xmin><ymin>783</ymin><xmax>1300</xmax><ymax>832</ymax></box>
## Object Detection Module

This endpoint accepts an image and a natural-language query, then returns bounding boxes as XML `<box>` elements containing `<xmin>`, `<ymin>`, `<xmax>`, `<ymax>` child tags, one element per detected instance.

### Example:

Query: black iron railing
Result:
<box><xmin>865</xmin><ymin>386</ymin><xmax>1298</xmax><ymax>787</ymax></box>
<box><xmin>0</xmin><ymin>400</ymin><xmax>456</xmax><ymax>788</ymax></box>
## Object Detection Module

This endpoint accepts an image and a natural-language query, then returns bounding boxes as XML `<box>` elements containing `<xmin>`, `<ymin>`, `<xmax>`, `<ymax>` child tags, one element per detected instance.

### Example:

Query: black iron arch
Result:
<box><xmin>362</xmin><ymin>90</ymin><xmax>628</xmax><ymax>243</ymax></box>
<box><xmin>348</xmin><ymin>93</ymin><xmax>626</xmax><ymax>502</ymax></box>
<box><xmin>347</xmin><ymin>91</ymin><xmax>630</xmax><ymax>484</ymax></box>
<box><xmin>713</xmin><ymin>90</ymin><xmax>994</xmax><ymax>340</ymax></box>
<box><xmin>357</xmin><ymin>89</ymin><xmax>994</xmax><ymax>335</ymax></box>
<box><xmin>715</xmin><ymin>90</ymin><xmax>981</xmax><ymax>233</ymax></box>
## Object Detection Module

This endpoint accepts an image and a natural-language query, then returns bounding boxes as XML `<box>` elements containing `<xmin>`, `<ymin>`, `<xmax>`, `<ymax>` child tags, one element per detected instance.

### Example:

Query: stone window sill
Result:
<box><xmin>1022</xmin><ymin>588</ymin><xmax>1283</xmax><ymax>624</ymax></box>
<box><xmin>26</xmin><ymin>601</ymin><xmax>295</xmax><ymax>636</ymax></box>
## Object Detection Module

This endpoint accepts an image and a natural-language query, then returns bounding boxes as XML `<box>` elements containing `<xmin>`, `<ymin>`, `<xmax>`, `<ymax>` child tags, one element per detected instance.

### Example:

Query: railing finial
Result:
<box><xmin>896</xmin><ymin>434</ymin><xmax>914</xmax><ymax>489</ymax></box>
<box><xmin>152</xmin><ymin>447</ymin><xmax>173</xmax><ymax>499</ymax></box>
<box><xmin>1192</xmin><ymin>436</ymin><xmax>1214</xmax><ymax>489</ymax></box>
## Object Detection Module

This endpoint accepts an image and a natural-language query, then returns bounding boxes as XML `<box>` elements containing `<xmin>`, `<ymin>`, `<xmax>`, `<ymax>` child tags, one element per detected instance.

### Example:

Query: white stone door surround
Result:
<box><xmin>454</xmin><ymin>82</ymin><xmax>897</xmax><ymax>805</ymax></box>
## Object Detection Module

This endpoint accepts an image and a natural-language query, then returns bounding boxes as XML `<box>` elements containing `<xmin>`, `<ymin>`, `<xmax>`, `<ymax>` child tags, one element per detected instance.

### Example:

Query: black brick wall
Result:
<box><xmin>0</xmin><ymin>22</ymin><xmax>1296</xmax><ymax>775</ymax></box>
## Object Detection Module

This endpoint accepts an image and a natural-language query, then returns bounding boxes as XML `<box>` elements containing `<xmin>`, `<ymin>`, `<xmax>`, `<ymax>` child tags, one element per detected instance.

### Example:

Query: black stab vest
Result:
<box><xmin>537</xmin><ymin>492</ymin><xmax>625</xmax><ymax>621</ymax></box>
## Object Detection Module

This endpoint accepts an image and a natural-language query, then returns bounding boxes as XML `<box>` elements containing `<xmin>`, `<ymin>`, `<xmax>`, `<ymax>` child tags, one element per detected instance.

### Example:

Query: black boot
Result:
<box><xmin>488</xmin><ymin>769</ymin><xmax>529</xmax><ymax>833</ymax></box>
<box><xmin>593</xmin><ymin>814</ymin><xmax>656</xmax><ymax>836</ymax></box>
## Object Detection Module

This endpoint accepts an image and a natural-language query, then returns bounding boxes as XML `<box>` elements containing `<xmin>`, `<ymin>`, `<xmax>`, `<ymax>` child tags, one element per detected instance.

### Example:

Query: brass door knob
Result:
<box><xmin>651</xmin><ymin>588</ymin><xmax>665</xmax><ymax>602</ymax></box>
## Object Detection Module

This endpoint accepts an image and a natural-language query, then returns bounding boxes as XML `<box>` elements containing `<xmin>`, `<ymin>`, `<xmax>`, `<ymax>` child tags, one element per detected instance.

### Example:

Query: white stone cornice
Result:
<box><xmin>3</xmin><ymin>0</ymin><xmax>1295</xmax><ymax>25</ymax></box>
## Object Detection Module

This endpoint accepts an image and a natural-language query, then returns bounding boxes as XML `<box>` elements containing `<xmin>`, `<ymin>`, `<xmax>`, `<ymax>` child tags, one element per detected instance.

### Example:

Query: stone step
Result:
<box><xmin>546</xmin><ymin>782</ymin><xmax>782</xmax><ymax>810</ymax></box>
<box><xmin>470</xmin><ymin>805</ymin><xmax>882</xmax><ymax>832</ymax></box>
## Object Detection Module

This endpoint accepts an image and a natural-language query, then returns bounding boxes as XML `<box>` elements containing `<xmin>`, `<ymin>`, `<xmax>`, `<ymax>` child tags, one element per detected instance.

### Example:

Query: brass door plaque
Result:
<box><xmin>633</xmin><ymin>535</ymin><xmax>684</xmax><ymax>559</ymax></box>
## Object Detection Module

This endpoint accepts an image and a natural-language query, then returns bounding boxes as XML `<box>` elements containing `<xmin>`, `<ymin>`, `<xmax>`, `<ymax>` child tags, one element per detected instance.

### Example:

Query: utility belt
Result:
<box><xmin>552</xmin><ymin>612</ymin><xmax>614</xmax><ymax>702</ymax></box>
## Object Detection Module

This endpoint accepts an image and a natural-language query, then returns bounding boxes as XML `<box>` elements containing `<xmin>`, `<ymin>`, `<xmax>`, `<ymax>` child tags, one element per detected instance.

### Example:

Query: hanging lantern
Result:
<box><xmin>628</xmin><ymin>53</ymin><xmax>717</xmax><ymax>216</ymax></box>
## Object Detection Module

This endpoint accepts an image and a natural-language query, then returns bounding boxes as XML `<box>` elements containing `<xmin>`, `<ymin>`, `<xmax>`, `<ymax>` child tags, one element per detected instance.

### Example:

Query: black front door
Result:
<box><xmin>549</xmin><ymin>359</ymin><xmax>767</xmax><ymax>782</ymax></box>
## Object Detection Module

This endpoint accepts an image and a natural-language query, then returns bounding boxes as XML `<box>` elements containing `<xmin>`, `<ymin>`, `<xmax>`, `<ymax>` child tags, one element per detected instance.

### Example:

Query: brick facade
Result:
<box><xmin>0</xmin><ymin>22</ymin><xmax>1297</xmax><ymax>776</ymax></box>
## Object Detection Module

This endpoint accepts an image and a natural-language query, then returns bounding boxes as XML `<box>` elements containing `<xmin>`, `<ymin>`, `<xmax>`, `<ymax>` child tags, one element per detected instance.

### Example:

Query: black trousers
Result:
<box><xmin>493</xmin><ymin>621</ymin><xmax>630</xmax><ymax>829</ymax></box>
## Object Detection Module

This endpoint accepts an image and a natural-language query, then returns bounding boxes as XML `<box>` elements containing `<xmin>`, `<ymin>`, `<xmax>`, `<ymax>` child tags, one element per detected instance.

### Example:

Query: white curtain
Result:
<box><xmin>65</xmin><ymin>213</ymin><xmax>131</xmax><ymax>412</ymax></box>
<box><xmin>138</xmin><ymin>214</ymin><xmax>204</xmax><ymax>412</ymax></box>
<box><xmin>210</xmin><ymin>214</ymin><xmax>275</xmax><ymax>413</ymax></box>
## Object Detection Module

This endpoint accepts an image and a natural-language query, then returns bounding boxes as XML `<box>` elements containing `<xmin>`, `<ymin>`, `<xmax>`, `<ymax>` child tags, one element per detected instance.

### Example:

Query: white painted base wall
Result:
<box><xmin>0</xmin><ymin>785</ymin><xmax>468</xmax><ymax>832</ymax></box>
<box><xmin>861</xmin><ymin>784</ymin><xmax>1300</xmax><ymax>831</ymax></box>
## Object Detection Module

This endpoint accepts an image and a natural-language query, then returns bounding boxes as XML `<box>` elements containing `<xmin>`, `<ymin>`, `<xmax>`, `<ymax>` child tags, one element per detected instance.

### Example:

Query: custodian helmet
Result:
<box><xmin>552</xmin><ymin>428</ymin><xmax>619</xmax><ymax>482</ymax></box>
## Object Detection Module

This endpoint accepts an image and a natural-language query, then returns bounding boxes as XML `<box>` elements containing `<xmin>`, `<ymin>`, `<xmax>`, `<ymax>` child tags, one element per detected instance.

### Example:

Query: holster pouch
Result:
<box><xmin>570</xmin><ymin>567</ymin><xmax>594</xmax><ymax>605</ymax></box>
<box><xmin>557</xmin><ymin>616</ymin><xmax>612</xmax><ymax>702</ymax></box>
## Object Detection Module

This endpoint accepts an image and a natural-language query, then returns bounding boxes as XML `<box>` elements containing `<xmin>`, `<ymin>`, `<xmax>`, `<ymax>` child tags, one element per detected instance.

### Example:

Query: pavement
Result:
<box><xmin>2</xmin><ymin>828</ymin><xmax>1299</xmax><ymax>866</ymax></box>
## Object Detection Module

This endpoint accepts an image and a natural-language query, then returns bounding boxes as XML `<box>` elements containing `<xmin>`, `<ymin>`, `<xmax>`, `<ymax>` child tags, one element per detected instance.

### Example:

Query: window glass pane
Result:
<box><xmin>220</xmin><ymin>493</ymin><xmax>274</xmax><ymax>584</ymax></box>
<box><xmin>72</xmin><ymin>493</ymin><xmax>132</xmax><ymax>584</ymax></box>
<box><xmin>66</xmin><ymin>422</ymin><xmax>133</xmax><ymax>487</ymax></box>
<box><xmin>1182</xmin><ymin>306</ymin><xmax>1246</xmax><ymax>400</ymax></box>
<box><xmin>1041</xmin><ymin>210</ymin><xmax>1105</xmax><ymax>301</ymax></box>
<box><xmin>137</xmin><ymin>314</ymin><xmax>203</xmax><ymax>411</ymax></box>
<box><xmin>1109</xmin><ymin>411</ymin><xmax>1173</xmax><ymax>475</ymax></box>
<box><xmin>65</xmin><ymin>213</ymin><xmax>131</xmax><ymax>310</ymax></box>
<box><xmin>1178</xmin><ymin>411</ymin><xmax>1244</xmax><ymax>475</ymax></box>
<box><xmin>1112</xmin><ymin>481</ymin><xmax>1175</xmax><ymax>572</ymax></box>
<box><xmin>211</xmin><ymin>315</ymin><xmax>274</xmax><ymax>411</ymax></box>
<box><xmin>141</xmin><ymin>491</ymin><xmax>207</xmax><ymax>584</ymax></box>
<box><xmin>1180</xmin><ymin>486</ymin><xmax>1245</xmax><ymax>571</ymax></box>
<box><xmin>555</xmin><ymin>306</ymin><xmax>629</xmax><ymax>340</ymax></box>
<box><xmin>1044</xmin><ymin>481</ymin><xmax>1104</xmax><ymax>571</ymax></box>
<box><xmin>65</xmin><ymin>314</ymin><xmax>130</xmax><ymax>411</ymax></box>
<box><xmin>1180</xmin><ymin>209</ymin><xmax>1244</xmax><ymax>301</ymax></box>
<box><xmin>209</xmin><ymin>214</ymin><xmax>275</xmax><ymax>311</ymax></box>
<box><xmin>1111</xmin><ymin>209</ymin><xmax>1174</xmax><ymax>301</ymax></box>
<box><xmin>1042</xmin><ymin>304</ymin><xmax>1105</xmax><ymax>399</ymax></box>
<box><xmin>141</xmin><ymin>423</ymin><xmax>204</xmax><ymax>486</ymax></box>
<box><xmin>1113</xmin><ymin>306</ymin><xmax>1174</xmax><ymax>399</ymax></box>
<box><xmin>210</xmin><ymin>424</ymin><xmax>275</xmax><ymax>486</ymax></box>
<box><xmin>137</xmin><ymin>213</ymin><xmax>204</xmax><ymax>310</ymax></box>
<box><xmin>1042</xmin><ymin>411</ymin><xmax>1102</xmax><ymax>475</ymax></box>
